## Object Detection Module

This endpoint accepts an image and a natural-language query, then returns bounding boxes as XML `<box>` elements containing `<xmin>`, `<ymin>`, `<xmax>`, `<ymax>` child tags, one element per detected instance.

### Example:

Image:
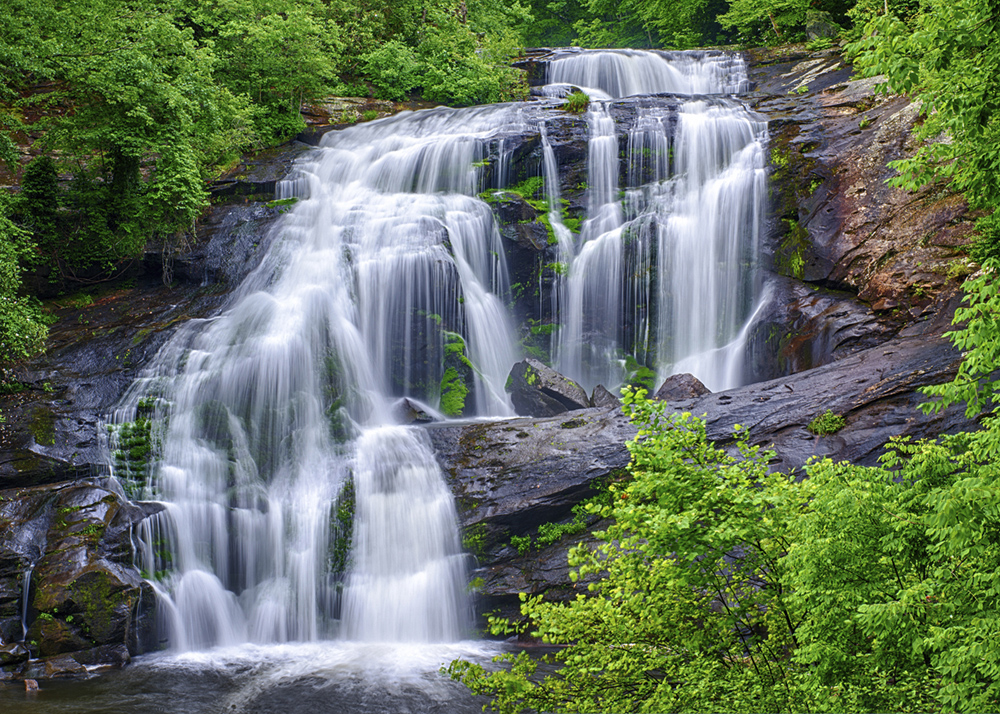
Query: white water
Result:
<box><xmin>106</xmin><ymin>48</ymin><xmax>767</xmax><ymax>657</ymax></box>
<box><xmin>549</xmin><ymin>49</ymin><xmax>767</xmax><ymax>392</ymax></box>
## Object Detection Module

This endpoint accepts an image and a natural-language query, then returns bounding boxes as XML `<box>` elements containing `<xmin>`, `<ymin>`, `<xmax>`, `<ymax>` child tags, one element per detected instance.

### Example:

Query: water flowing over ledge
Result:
<box><xmin>104</xmin><ymin>47</ymin><xmax>767</xmax><ymax>654</ymax></box>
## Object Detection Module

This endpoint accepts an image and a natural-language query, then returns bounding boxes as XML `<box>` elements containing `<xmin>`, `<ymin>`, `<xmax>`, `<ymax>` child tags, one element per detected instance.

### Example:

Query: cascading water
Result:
<box><xmin>549</xmin><ymin>48</ymin><xmax>767</xmax><ymax>392</ymax></box>
<box><xmin>106</xmin><ymin>48</ymin><xmax>766</xmax><ymax>668</ymax></box>
<box><xmin>115</xmin><ymin>105</ymin><xmax>533</xmax><ymax>650</ymax></box>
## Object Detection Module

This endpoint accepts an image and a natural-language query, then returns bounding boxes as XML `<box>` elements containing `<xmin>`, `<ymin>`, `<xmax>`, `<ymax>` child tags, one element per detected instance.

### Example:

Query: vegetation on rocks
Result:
<box><xmin>0</xmin><ymin>0</ymin><xmax>531</xmax><ymax>377</ymax></box>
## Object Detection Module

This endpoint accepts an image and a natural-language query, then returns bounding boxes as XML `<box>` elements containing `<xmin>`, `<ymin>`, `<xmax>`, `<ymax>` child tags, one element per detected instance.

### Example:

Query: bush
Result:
<box><xmin>361</xmin><ymin>40</ymin><xmax>420</xmax><ymax>100</ymax></box>
<box><xmin>807</xmin><ymin>409</ymin><xmax>846</xmax><ymax>434</ymax></box>
<box><xmin>0</xmin><ymin>204</ymin><xmax>48</xmax><ymax>367</ymax></box>
<box><xmin>564</xmin><ymin>91</ymin><xmax>590</xmax><ymax>114</ymax></box>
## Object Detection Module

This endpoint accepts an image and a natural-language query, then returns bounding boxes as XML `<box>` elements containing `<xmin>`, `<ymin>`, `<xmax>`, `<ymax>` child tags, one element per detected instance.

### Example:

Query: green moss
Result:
<box><xmin>29</xmin><ymin>407</ymin><xmax>56</xmax><ymax>446</ymax></box>
<box><xmin>530</xmin><ymin>323</ymin><xmax>559</xmax><ymax>336</ymax></box>
<box><xmin>808</xmin><ymin>410</ymin><xmax>846</xmax><ymax>435</ymax></box>
<box><xmin>461</xmin><ymin>522</ymin><xmax>488</xmax><ymax>557</ymax></box>
<box><xmin>508</xmin><ymin>176</ymin><xmax>545</xmax><ymax>201</ymax></box>
<box><xmin>770</xmin><ymin>146</ymin><xmax>790</xmax><ymax>168</ymax></box>
<box><xmin>328</xmin><ymin>478</ymin><xmax>355</xmax><ymax>574</ymax></box>
<box><xmin>536</xmin><ymin>213</ymin><xmax>557</xmax><ymax>245</ymax></box>
<box><xmin>110</xmin><ymin>416</ymin><xmax>155</xmax><ymax>496</ymax></box>
<box><xmin>775</xmin><ymin>219</ymin><xmax>809</xmax><ymax>279</ymax></box>
<box><xmin>440</xmin><ymin>367</ymin><xmax>469</xmax><ymax>417</ymax></box>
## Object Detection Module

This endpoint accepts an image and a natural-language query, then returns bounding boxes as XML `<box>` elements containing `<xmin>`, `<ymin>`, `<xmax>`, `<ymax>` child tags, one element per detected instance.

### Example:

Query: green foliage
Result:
<box><xmin>462</xmin><ymin>522</ymin><xmax>488</xmax><ymax>557</ymax></box>
<box><xmin>807</xmin><ymin>408</ymin><xmax>846</xmax><ymax>434</ymax></box>
<box><xmin>0</xmin><ymin>196</ymin><xmax>47</xmax><ymax>369</ymax></box>
<box><xmin>846</xmin><ymin>0</ymin><xmax>1000</xmax><ymax>262</ymax></box>
<box><xmin>563</xmin><ymin>91</ymin><xmax>589</xmax><ymax>114</ymax></box>
<box><xmin>362</xmin><ymin>40</ymin><xmax>421</xmax><ymax>100</ymax></box>
<box><xmin>452</xmin><ymin>376</ymin><xmax>1000</xmax><ymax>712</ymax></box>
<box><xmin>921</xmin><ymin>260</ymin><xmax>1000</xmax><ymax>417</ymax></box>
<box><xmin>1</xmin><ymin>0</ymin><xmax>530</xmax><ymax>290</ymax></box>
<box><xmin>509</xmin><ymin>534</ymin><xmax>532</xmax><ymax>555</ymax></box>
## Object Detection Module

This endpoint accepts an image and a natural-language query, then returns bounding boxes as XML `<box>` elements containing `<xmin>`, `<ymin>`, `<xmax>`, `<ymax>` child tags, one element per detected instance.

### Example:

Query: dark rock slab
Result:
<box><xmin>506</xmin><ymin>359</ymin><xmax>590</xmax><ymax>417</ymax></box>
<box><xmin>654</xmin><ymin>373</ymin><xmax>711</xmax><ymax>401</ymax></box>
<box><xmin>430</xmin><ymin>406</ymin><xmax>635</xmax><ymax>556</ymax></box>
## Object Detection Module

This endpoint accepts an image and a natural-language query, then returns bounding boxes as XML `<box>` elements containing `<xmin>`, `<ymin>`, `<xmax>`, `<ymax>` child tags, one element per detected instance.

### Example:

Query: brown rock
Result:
<box><xmin>654</xmin><ymin>373</ymin><xmax>711</xmax><ymax>401</ymax></box>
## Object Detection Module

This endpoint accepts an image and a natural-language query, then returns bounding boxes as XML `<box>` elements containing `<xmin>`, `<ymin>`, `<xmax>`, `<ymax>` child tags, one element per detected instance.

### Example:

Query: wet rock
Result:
<box><xmin>747</xmin><ymin>275</ymin><xmax>899</xmax><ymax>381</ymax></box>
<box><xmin>0</xmin><ymin>643</ymin><xmax>28</xmax><ymax>667</ymax></box>
<box><xmin>506</xmin><ymin>359</ymin><xmax>590</xmax><ymax>417</ymax></box>
<box><xmin>0</xmin><ymin>480</ymin><xmax>159</xmax><ymax>673</ymax></box>
<box><xmin>391</xmin><ymin>398</ymin><xmax>437</xmax><ymax>425</ymax></box>
<box><xmin>24</xmin><ymin>677</ymin><xmax>38</xmax><ymax>690</ymax></box>
<box><xmin>22</xmin><ymin>654</ymin><xmax>87</xmax><ymax>679</ymax></box>
<box><xmin>431</xmin><ymin>406</ymin><xmax>634</xmax><ymax>565</ymax></box>
<box><xmin>653</xmin><ymin>373</ymin><xmax>711</xmax><ymax>401</ymax></box>
<box><xmin>471</xmin><ymin>530</ymin><xmax>606</xmax><ymax>624</ymax></box>
<box><xmin>748</xmin><ymin>48</ymin><xmax>973</xmax><ymax>317</ymax></box>
<box><xmin>590</xmin><ymin>384</ymin><xmax>621</xmax><ymax>409</ymax></box>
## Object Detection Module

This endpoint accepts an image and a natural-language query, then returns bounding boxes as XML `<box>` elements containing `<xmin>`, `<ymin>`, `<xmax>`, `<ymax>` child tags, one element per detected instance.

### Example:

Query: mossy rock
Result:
<box><xmin>26</xmin><ymin>615</ymin><xmax>92</xmax><ymax>658</ymax></box>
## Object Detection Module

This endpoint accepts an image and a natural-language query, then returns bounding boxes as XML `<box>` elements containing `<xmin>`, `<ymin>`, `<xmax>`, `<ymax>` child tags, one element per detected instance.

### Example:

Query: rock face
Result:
<box><xmin>0</xmin><ymin>480</ymin><xmax>161</xmax><ymax>676</ymax></box>
<box><xmin>748</xmin><ymin>47</ymin><xmax>974</xmax><ymax>316</ymax></box>
<box><xmin>507</xmin><ymin>359</ymin><xmax>591</xmax><ymax>417</ymax></box>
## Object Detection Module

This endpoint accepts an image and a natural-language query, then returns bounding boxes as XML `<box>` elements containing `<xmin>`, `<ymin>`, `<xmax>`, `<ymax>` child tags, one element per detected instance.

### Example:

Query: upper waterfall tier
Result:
<box><xmin>546</xmin><ymin>49</ymin><xmax>750</xmax><ymax>98</ymax></box>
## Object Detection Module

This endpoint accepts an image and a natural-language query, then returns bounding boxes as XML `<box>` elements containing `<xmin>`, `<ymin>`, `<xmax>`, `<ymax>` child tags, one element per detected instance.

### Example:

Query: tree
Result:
<box><xmin>846</xmin><ymin>0</ymin><xmax>1000</xmax><ymax>261</ymax></box>
<box><xmin>0</xmin><ymin>195</ymin><xmax>47</xmax><ymax>370</ymax></box>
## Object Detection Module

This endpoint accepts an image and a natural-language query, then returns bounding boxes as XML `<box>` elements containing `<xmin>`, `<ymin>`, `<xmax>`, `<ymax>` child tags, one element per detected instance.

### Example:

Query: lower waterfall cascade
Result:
<box><xmin>106</xmin><ymin>47</ymin><xmax>768</xmax><ymax>651</ymax></box>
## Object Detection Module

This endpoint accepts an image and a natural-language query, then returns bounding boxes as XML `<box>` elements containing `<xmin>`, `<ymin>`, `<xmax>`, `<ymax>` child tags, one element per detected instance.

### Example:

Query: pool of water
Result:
<box><xmin>0</xmin><ymin>642</ymin><xmax>496</xmax><ymax>714</ymax></box>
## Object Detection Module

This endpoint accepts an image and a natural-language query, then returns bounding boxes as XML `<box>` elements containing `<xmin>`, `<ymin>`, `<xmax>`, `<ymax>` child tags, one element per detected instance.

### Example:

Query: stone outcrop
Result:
<box><xmin>506</xmin><ymin>358</ymin><xmax>591</xmax><ymax>417</ymax></box>
<box><xmin>749</xmin><ymin>47</ymin><xmax>974</xmax><ymax>315</ymax></box>
<box><xmin>0</xmin><ymin>479</ymin><xmax>161</xmax><ymax>677</ymax></box>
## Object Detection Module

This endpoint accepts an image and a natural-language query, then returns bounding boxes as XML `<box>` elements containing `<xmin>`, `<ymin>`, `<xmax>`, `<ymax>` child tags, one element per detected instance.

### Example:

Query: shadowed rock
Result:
<box><xmin>591</xmin><ymin>384</ymin><xmax>621</xmax><ymax>408</ymax></box>
<box><xmin>506</xmin><ymin>359</ymin><xmax>590</xmax><ymax>417</ymax></box>
<box><xmin>654</xmin><ymin>373</ymin><xmax>712</xmax><ymax>401</ymax></box>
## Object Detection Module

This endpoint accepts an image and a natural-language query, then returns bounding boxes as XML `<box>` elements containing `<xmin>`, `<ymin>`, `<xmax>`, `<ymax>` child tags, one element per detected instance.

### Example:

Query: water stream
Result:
<box><xmin>88</xmin><ymin>46</ymin><xmax>767</xmax><ymax>710</ymax></box>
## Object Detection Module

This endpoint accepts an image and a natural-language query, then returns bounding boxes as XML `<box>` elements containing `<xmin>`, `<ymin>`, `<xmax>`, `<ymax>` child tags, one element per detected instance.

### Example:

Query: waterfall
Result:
<box><xmin>106</xmin><ymin>48</ymin><xmax>766</xmax><ymax>653</ymax></box>
<box><xmin>548</xmin><ymin>49</ymin><xmax>767</xmax><ymax>392</ymax></box>
<box><xmin>113</xmin><ymin>105</ymin><xmax>532</xmax><ymax>649</ymax></box>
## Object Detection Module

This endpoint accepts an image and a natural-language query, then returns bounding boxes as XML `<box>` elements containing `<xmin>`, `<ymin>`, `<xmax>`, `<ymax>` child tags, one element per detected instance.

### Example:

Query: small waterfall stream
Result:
<box><xmin>106</xmin><ymin>48</ymin><xmax>767</xmax><ymax>664</ymax></box>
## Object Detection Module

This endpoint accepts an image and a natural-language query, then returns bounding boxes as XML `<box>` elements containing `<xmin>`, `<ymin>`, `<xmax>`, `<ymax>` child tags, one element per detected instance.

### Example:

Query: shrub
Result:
<box><xmin>564</xmin><ymin>91</ymin><xmax>590</xmax><ymax>114</ymax></box>
<box><xmin>808</xmin><ymin>409</ymin><xmax>846</xmax><ymax>434</ymax></box>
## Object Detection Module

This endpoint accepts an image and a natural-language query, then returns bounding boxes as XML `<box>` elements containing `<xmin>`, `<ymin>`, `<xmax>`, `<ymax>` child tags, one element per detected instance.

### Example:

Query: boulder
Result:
<box><xmin>506</xmin><ymin>359</ymin><xmax>590</xmax><ymax>417</ymax></box>
<box><xmin>654</xmin><ymin>373</ymin><xmax>711</xmax><ymax>401</ymax></box>
<box><xmin>590</xmin><ymin>384</ymin><xmax>621</xmax><ymax>409</ymax></box>
<box><xmin>391</xmin><ymin>398</ymin><xmax>437</xmax><ymax>425</ymax></box>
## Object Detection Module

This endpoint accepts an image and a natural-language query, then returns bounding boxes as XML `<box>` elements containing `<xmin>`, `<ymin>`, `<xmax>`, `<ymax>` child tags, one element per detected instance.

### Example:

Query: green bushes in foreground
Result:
<box><xmin>449</xmin><ymin>264</ymin><xmax>1000</xmax><ymax>712</ymax></box>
